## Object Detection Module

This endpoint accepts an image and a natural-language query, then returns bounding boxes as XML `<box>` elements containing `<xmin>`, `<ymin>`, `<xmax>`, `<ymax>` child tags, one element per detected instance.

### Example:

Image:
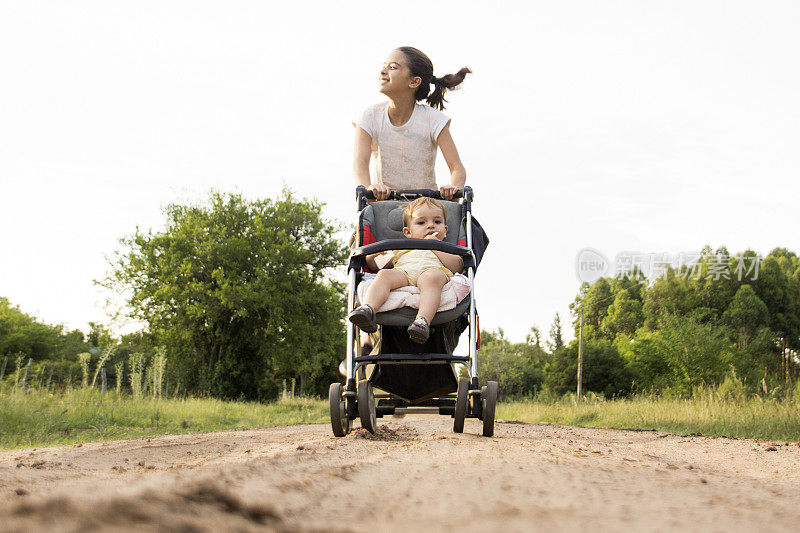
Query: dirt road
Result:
<box><xmin>1</xmin><ymin>417</ymin><xmax>799</xmax><ymax>532</ymax></box>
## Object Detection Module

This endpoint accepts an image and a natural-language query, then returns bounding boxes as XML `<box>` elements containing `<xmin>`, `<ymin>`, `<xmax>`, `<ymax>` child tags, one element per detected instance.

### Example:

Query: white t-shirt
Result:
<box><xmin>355</xmin><ymin>101</ymin><xmax>451</xmax><ymax>191</ymax></box>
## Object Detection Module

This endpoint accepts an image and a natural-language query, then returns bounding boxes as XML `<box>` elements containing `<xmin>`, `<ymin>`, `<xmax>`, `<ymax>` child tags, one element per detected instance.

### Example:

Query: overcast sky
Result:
<box><xmin>1</xmin><ymin>0</ymin><xmax>798</xmax><ymax>344</ymax></box>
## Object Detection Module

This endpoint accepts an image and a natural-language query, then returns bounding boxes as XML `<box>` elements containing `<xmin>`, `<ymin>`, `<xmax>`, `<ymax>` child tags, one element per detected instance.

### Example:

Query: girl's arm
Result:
<box><xmin>353</xmin><ymin>127</ymin><xmax>390</xmax><ymax>200</ymax></box>
<box><xmin>437</xmin><ymin>124</ymin><xmax>466</xmax><ymax>200</ymax></box>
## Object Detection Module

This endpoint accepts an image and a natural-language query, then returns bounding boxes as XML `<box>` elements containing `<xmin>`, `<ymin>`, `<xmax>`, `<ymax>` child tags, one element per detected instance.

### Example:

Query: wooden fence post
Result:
<box><xmin>0</xmin><ymin>356</ymin><xmax>7</xmax><ymax>381</ymax></box>
<box><xmin>22</xmin><ymin>358</ymin><xmax>32</xmax><ymax>390</ymax></box>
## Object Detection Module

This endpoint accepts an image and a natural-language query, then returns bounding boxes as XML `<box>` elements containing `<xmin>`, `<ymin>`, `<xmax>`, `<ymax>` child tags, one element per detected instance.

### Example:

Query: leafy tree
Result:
<box><xmin>722</xmin><ymin>285</ymin><xmax>769</xmax><ymax>348</ymax></box>
<box><xmin>0</xmin><ymin>297</ymin><xmax>64</xmax><ymax>361</ymax></box>
<box><xmin>600</xmin><ymin>289</ymin><xmax>643</xmax><ymax>339</ymax></box>
<box><xmin>547</xmin><ymin>313</ymin><xmax>564</xmax><ymax>352</ymax></box>
<box><xmin>546</xmin><ymin>338</ymin><xmax>634</xmax><ymax>397</ymax></box>
<box><xmin>87</xmin><ymin>322</ymin><xmax>114</xmax><ymax>348</ymax></box>
<box><xmin>526</xmin><ymin>325</ymin><xmax>542</xmax><ymax>348</ymax></box>
<box><xmin>643</xmin><ymin>315</ymin><xmax>734</xmax><ymax>395</ymax></box>
<box><xmin>103</xmin><ymin>190</ymin><xmax>348</xmax><ymax>400</ymax></box>
<box><xmin>642</xmin><ymin>270</ymin><xmax>698</xmax><ymax>329</ymax></box>
<box><xmin>479</xmin><ymin>329</ymin><xmax>546</xmax><ymax>398</ymax></box>
<box><xmin>570</xmin><ymin>279</ymin><xmax>612</xmax><ymax>340</ymax></box>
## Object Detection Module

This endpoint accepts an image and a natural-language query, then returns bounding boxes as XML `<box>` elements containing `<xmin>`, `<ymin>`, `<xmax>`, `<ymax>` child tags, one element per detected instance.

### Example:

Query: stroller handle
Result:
<box><xmin>357</xmin><ymin>186</ymin><xmax>472</xmax><ymax>201</ymax></box>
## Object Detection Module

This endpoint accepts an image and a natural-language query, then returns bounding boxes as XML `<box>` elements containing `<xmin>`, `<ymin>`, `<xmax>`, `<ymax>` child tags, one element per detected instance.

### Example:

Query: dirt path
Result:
<box><xmin>1</xmin><ymin>417</ymin><xmax>799</xmax><ymax>532</ymax></box>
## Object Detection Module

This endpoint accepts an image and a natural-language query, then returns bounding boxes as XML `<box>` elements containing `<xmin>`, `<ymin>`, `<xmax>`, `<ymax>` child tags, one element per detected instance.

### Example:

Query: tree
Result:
<box><xmin>546</xmin><ymin>338</ymin><xmax>634</xmax><ymax>397</ymax></box>
<box><xmin>547</xmin><ymin>313</ymin><xmax>564</xmax><ymax>352</ymax></box>
<box><xmin>479</xmin><ymin>329</ymin><xmax>546</xmax><ymax>398</ymax></box>
<box><xmin>646</xmin><ymin>315</ymin><xmax>734</xmax><ymax>395</ymax></box>
<box><xmin>0</xmin><ymin>297</ymin><xmax>64</xmax><ymax>361</ymax></box>
<box><xmin>722</xmin><ymin>285</ymin><xmax>769</xmax><ymax>348</ymax></box>
<box><xmin>601</xmin><ymin>289</ymin><xmax>643</xmax><ymax>339</ymax></box>
<box><xmin>570</xmin><ymin>279</ymin><xmax>612</xmax><ymax>340</ymax></box>
<box><xmin>104</xmin><ymin>190</ymin><xmax>348</xmax><ymax>400</ymax></box>
<box><xmin>526</xmin><ymin>325</ymin><xmax>542</xmax><ymax>348</ymax></box>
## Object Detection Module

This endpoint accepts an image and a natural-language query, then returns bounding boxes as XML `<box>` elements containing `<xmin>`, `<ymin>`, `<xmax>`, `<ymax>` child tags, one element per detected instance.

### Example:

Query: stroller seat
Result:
<box><xmin>357</xmin><ymin>198</ymin><xmax>469</xmax><ymax>326</ymax></box>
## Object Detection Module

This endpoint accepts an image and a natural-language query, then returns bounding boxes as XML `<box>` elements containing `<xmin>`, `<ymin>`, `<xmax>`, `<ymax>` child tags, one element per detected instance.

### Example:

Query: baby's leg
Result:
<box><xmin>363</xmin><ymin>269</ymin><xmax>409</xmax><ymax>310</ymax></box>
<box><xmin>416</xmin><ymin>269</ymin><xmax>449</xmax><ymax>324</ymax></box>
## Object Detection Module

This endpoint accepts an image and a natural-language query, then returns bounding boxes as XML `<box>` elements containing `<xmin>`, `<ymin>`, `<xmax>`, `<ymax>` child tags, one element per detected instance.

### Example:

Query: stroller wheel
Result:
<box><xmin>357</xmin><ymin>379</ymin><xmax>377</xmax><ymax>434</ymax></box>
<box><xmin>453</xmin><ymin>377</ymin><xmax>469</xmax><ymax>433</ymax></box>
<box><xmin>329</xmin><ymin>382</ymin><xmax>351</xmax><ymax>437</ymax></box>
<box><xmin>481</xmin><ymin>381</ymin><xmax>499</xmax><ymax>437</ymax></box>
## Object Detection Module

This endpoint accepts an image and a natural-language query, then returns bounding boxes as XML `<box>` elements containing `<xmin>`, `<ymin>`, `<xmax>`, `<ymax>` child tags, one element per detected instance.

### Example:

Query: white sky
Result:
<box><xmin>1</xmin><ymin>1</ymin><xmax>798</xmax><ymax>344</ymax></box>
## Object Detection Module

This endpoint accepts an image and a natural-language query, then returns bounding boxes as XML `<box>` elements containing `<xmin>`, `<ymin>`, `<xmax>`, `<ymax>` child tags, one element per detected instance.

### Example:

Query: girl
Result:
<box><xmin>353</xmin><ymin>47</ymin><xmax>471</xmax><ymax>201</ymax></box>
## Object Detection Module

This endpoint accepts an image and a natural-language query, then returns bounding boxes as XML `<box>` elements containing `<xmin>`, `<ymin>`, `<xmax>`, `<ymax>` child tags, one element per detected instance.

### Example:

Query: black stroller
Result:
<box><xmin>329</xmin><ymin>187</ymin><xmax>498</xmax><ymax>437</ymax></box>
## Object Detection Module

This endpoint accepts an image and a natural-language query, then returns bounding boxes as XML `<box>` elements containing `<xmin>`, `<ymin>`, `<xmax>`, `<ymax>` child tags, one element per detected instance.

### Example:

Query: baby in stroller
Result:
<box><xmin>348</xmin><ymin>197</ymin><xmax>463</xmax><ymax>344</ymax></box>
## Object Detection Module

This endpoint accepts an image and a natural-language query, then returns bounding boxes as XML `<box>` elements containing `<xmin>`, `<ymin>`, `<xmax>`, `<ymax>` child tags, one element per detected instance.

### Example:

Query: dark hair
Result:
<box><xmin>396</xmin><ymin>46</ymin><xmax>471</xmax><ymax>111</ymax></box>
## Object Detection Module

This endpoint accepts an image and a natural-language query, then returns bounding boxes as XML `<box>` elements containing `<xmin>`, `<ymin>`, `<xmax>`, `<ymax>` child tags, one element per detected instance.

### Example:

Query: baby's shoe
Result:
<box><xmin>348</xmin><ymin>304</ymin><xmax>377</xmax><ymax>333</ymax></box>
<box><xmin>407</xmin><ymin>316</ymin><xmax>430</xmax><ymax>344</ymax></box>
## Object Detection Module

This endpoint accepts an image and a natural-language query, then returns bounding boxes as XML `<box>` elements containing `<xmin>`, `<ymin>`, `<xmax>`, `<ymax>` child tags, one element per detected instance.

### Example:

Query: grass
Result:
<box><xmin>0</xmin><ymin>387</ymin><xmax>328</xmax><ymax>450</ymax></box>
<box><xmin>4</xmin><ymin>386</ymin><xmax>799</xmax><ymax>450</ymax></box>
<box><xmin>498</xmin><ymin>394</ymin><xmax>800</xmax><ymax>442</ymax></box>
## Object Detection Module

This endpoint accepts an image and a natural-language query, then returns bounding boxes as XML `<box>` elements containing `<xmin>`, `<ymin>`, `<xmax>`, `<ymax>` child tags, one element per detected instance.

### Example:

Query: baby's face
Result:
<box><xmin>403</xmin><ymin>204</ymin><xmax>447</xmax><ymax>240</ymax></box>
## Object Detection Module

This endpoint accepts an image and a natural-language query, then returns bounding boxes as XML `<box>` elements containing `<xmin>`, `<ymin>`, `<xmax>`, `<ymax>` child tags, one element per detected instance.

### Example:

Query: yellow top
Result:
<box><xmin>393</xmin><ymin>249</ymin><xmax>453</xmax><ymax>285</ymax></box>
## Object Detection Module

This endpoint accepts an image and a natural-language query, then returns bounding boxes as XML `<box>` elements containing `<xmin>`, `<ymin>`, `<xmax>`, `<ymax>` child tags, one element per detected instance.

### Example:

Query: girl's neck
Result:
<box><xmin>386</xmin><ymin>96</ymin><xmax>416</xmax><ymax>127</ymax></box>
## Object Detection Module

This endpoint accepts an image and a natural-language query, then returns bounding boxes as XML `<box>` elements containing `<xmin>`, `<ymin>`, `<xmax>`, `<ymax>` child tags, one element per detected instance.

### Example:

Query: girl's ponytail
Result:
<box><xmin>427</xmin><ymin>67</ymin><xmax>472</xmax><ymax>111</ymax></box>
<box><xmin>397</xmin><ymin>46</ymin><xmax>471</xmax><ymax>111</ymax></box>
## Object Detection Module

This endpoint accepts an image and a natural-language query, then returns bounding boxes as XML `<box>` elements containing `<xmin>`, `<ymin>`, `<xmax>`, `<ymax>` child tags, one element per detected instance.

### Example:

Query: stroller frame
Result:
<box><xmin>329</xmin><ymin>186</ymin><xmax>498</xmax><ymax>437</ymax></box>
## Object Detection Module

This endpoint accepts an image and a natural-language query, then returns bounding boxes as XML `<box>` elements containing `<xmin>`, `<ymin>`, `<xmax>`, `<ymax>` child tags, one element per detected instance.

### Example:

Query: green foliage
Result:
<box><xmin>77</xmin><ymin>353</ymin><xmax>91</xmax><ymax>388</ymax></box>
<box><xmin>128</xmin><ymin>352</ymin><xmax>145</xmax><ymax>398</ymax></box>
<box><xmin>0</xmin><ymin>298</ymin><xmax>68</xmax><ymax>361</ymax></box>
<box><xmin>630</xmin><ymin>315</ymin><xmax>735</xmax><ymax>395</ymax></box>
<box><xmin>478</xmin><ymin>329</ymin><xmax>546</xmax><ymax>398</ymax></box>
<box><xmin>90</xmin><ymin>346</ymin><xmax>116</xmax><ymax>388</ymax></box>
<box><xmin>564</xmin><ymin>245</ymin><xmax>800</xmax><ymax>396</ymax></box>
<box><xmin>150</xmin><ymin>347</ymin><xmax>167</xmax><ymax>398</ymax></box>
<box><xmin>114</xmin><ymin>361</ymin><xmax>124</xmax><ymax>393</ymax></box>
<box><xmin>104</xmin><ymin>189</ymin><xmax>347</xmax><ymax>400</ymax></box>
<box><xmin>547</xmin><ymin>313</ymin><xmax>564</xmax><ymax>352</ymax></box>
<box><xmin>546</xmin><ymin>338</ymin><xmax>634</xmax><ymax>397</ymax></box>
<box><xmin>600</xmin><ymin>289</ymin><xmax>643</xmax><ymax>339</ymax></box>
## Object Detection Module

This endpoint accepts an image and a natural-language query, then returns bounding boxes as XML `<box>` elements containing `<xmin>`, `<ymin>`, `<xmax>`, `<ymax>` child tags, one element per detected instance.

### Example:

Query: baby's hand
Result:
<box><xmin>373</xmin><ymin>251</ymin><xmax>393</xmax><ymax>269</ymax></box>
<box><xmin>424</xmin><ymin>232</ymin><xmax>440</xmax><ymax>240</ymax></box>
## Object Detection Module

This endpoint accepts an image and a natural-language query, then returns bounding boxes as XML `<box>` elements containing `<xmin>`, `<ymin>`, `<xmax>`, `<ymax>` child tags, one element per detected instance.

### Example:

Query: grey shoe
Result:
<box><xmin>407</xmin><ymin>316</ymin><xmax>430</xmax><ymax>344</ymax></box>
<box><xmin>349</xmin><ymin>304</ymin><xmax>377</xmax><ymax>333</ymax></box>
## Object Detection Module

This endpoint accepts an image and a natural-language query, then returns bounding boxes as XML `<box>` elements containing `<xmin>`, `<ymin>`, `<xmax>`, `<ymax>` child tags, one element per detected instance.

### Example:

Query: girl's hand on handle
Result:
<box><xmin>439</xmin><ymin>184</ymin><xmax>459</xmax><ymax>201</ymax></box>
<box><xmin>367</xmin><ymin>183</ymin><xmax>391</xmax><ymax>201</ymax></box>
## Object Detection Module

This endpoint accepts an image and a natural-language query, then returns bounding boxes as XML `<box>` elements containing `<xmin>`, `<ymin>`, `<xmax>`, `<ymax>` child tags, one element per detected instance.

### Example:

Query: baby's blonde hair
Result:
<box><xmin>402</xmin><ymin>197</ymin><xmax>447</xmax><ymax>228</ymax></box>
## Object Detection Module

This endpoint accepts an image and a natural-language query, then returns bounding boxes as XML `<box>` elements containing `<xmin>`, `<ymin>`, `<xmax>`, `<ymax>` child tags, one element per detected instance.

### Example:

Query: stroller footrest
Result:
<box><xmin>354</xmin><ymin>353</ymin><xmax>469</xmax><ymax>363</ymax></box>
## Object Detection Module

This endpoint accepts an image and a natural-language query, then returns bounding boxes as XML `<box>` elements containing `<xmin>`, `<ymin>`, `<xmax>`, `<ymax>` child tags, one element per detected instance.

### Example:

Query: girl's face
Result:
<box><xmin>379</xmin><ymin>50</ymin><xmax>421</xmax><ymax>96</ymax></box>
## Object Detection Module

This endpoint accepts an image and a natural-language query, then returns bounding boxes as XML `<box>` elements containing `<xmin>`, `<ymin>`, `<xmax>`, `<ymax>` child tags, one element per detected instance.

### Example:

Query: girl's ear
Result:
<box><xmin>409</xmin><ymin>76</ymin><xmax>422</xmax><ymax>90</ymax></box>
<box><xmin>403</xmin><ymin>227</ymin><xmax>411</xmax><ymax>237</ymax></box>
<box><xmin>443</xmin><ymin>224</ymin><xmax>448</xmax><ymax>237</ymax></box>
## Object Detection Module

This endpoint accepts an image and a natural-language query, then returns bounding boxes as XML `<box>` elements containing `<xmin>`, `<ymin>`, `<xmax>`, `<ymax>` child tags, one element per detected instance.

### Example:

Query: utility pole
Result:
<box><xmin>577</xmin><ymin>305</ymin><xmax>584</xmax><ymax>401</ymax></box>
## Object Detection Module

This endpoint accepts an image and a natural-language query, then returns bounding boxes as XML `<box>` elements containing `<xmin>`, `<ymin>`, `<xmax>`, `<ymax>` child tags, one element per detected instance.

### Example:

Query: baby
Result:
<box><xmin>348</xmin><ymin>197</ymin><xmax>464</xmax><ymax>343</ymax></box>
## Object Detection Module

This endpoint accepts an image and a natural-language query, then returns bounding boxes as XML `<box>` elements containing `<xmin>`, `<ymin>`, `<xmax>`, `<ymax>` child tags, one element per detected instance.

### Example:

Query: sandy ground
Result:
<box><xmin>1</xmin><ymin>417</ymin><xmax>799</xmax><ymax>532</ymax></box>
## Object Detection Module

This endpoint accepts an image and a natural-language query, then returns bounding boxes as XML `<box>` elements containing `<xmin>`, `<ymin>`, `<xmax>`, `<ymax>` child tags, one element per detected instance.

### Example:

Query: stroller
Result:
<box><xmin>329</xmin><ymin>186</ymin><xmax>498</xmax><ymax>437</ymax></box>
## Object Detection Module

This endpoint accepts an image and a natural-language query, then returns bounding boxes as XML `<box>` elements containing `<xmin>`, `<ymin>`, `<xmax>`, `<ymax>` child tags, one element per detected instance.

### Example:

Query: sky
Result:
<box><xmin>1</xmin><ymin>0</ymin><xmax>799</xmax><ymax>345</ymax></box>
